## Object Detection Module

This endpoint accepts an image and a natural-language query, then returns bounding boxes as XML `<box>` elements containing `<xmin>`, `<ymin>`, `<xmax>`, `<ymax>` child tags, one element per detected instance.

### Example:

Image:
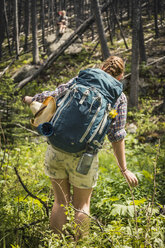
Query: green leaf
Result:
<box><xmin>142</xmin><ymin>170</ymin><xmax>153</xmax><ymax>180</ymax></box>
<box><xmin>111</xmin><ymin>204</ymin><xmax>134</xmax><ymax>217</ymax></box>
<box><xmin>130</xmin><ymin>198</ymin><xmax>146</xmax><ymax>206</ymax></box>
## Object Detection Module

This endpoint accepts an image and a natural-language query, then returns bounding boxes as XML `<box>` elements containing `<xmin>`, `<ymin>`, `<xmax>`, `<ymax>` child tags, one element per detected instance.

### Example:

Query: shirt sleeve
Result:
<box><xmin>107</xmin><ymin>92</ymin><xmax>127</xmax><ymax>142</ymax></box>
<box><xmin>32</xmin><ymin>78</ymin><xmax>74</xmax><ymax>103</ymax></box>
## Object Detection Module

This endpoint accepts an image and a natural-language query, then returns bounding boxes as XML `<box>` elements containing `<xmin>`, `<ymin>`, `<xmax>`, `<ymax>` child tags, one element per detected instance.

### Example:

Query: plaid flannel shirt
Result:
<box><xmin>32</xmin><ymin>80</ymin><xmax>127</xmax><ymax>143</ymax></box>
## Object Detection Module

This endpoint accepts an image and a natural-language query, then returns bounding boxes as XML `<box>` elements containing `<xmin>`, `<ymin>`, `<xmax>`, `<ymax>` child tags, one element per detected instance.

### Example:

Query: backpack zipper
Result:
<box><xmin>98</xmin><ymin>112</ymin><xmax>108</xmax><ymax>135</ymax></box>
<box><xmin>87</xmin><ymin>103</ymin><xmax>111</xmax><ymax>143</ymax></box>
<box><xmin>87</xmin><ymin>112</ymin><xmax>106</xmax><ymax>143</ymax></box>
<box><xmin>79</xmin><ymin>96</ymin><xmax>102</xmax><ymax>143</ymax></box>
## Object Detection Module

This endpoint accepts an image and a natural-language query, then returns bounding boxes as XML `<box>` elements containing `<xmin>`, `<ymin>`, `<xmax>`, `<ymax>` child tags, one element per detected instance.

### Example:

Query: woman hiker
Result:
<box><xmin>23</xmin><ymin>56</ymin><xmax>138</xmax><ymax>240</ymax></box>
<box><xmin>57</xmin><ymin>10</ymin><xmax>68</xmax><ymax>35</ymax></box>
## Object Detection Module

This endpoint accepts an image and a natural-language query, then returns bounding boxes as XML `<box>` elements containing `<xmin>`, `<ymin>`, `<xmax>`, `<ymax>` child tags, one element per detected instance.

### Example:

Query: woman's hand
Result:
<box><xmin>111</xmin><ymin>140</ymin><xmax>138</xmax><ymax>187</ymax></box>
<box><xmin>23</xmin><ymin>96</ymin><xmax>33</xmax><ymax>105</ymax></box>
<box><xmin>122</xmin><ymin>169</ymin><xmax>138</xmax><ymax>187</ymax></box>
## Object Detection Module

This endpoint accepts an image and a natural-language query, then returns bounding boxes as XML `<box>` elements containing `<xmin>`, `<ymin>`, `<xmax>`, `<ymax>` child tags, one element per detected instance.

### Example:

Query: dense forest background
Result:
<box><xmin>0</xmin><ymin>0</ymin><xmax>165</xmax><ymax>247</ymax></box>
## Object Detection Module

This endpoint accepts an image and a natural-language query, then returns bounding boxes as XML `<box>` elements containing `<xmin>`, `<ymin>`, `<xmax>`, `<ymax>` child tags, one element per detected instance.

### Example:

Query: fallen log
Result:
<box><xmin>15</xmin><ymin>1</ymin><xmax>111</xmax><ymax>93</ymax></box>
<box><xmin>147</xmin><ymin>56</ymin><xmax>165</xmax><ymax>66</ymax></box>
<box><xmin>123</xmin><ymin>55</ymin><xmax>165</xmax><ymax>80</ymax></box>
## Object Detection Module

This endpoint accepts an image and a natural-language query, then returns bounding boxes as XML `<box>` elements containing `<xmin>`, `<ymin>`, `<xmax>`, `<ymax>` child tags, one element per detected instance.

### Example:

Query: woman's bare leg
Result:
<box><xmin>73</xmin><ymin>186</ymin><xmax>93</xmax><ymax>240</ymax></box>
<box><xmin>50</xmin><ymin>178</ymin><xmax>70</xmax><ymax>235</ymax></box>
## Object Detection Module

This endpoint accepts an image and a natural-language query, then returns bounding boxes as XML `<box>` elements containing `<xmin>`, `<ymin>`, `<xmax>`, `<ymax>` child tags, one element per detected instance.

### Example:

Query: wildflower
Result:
<box><xmin>109</xmin><ymin>109</ymin><xmax>118</xmax><ymax>118</ymax></box>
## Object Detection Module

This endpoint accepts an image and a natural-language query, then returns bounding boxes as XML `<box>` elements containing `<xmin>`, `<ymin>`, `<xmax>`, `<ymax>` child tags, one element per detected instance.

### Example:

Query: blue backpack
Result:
<box><xmin>37</xmin><ymin>68</ymin><xmax>123</xmax><ymax>153</ymax></box>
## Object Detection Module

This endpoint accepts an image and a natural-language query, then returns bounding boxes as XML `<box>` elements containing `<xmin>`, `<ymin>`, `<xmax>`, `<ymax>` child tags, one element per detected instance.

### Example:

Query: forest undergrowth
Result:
<box><xmin>0</xmin><ymin>19</ymin><xmax>165</xmax><ymax>248</ymax></box>
<box><xmin>0</xmin><ymin>104</ymin><xmax>164</xmax><ymax>247</ymax></box>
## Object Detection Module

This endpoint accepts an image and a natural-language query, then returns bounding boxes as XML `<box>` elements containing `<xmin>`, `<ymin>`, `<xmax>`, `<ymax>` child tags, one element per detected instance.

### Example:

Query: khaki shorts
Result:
<box><xmin>45</xmin><ymin>145</ymin><xmax>99</xmax><ymax>189</ymax></box>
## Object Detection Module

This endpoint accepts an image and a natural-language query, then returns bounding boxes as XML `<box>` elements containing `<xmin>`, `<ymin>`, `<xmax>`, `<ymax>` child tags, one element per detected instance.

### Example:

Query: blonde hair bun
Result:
<box><xmin>101</xmin><ymin>56</ymin><xmax>124</xmax><ymax>78</ymax></box>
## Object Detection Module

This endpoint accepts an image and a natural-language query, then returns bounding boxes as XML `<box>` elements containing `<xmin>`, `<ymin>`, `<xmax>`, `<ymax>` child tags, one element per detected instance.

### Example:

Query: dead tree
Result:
<box><xmin>74</xmin><ymin>0</ymin><xmax>84</xmax><ymax>28</ymax></box>
<box><xmin>0</xmin><ymin>0</ymin><xmax>5</xmax><ymax>59</ymax></box>
<box><xmin>24</xmin><ymin>0</ymin><xmax>30</xmax><ymax>51</ymax></box>
<box><xmin>4</xmin><ymin>0</ymin><xmax>12</xmax><ymax>56</ymax></box>
<box><xmin>92</xmin><ymin>0</ymin><xmax>110</xmax><ymax>60</ymax></box>
<box><xmin>129</xmin><ymin>0</ymin><xmax>141</xmax><ymax>108</ymax></box>
<box><xmin>139</xmin><ymin>2</ymin><xmax>147</xmax><ymax>63</ymax></box>
<box><xmin>31</xmin><ymin>0</ymin><xmax>40</xmax><ymax>64</ymax></box>
<box><xmin>111</xmin><ymin>1</ymin><xmax>129</xmax><ymax>49</ymax></box>
<box><xmin>154</xmin><ymin>0</ymin><xmax>159</xmax><ymax>38</ymax></box>
<box><xmin>105</xmin><ymin>7</ymin><xmax>113</xmax><ymax>45</ymax></box>
<box><xmin>14</xmin><ymin>0</ymin><xmax>19</xmax><ymax>58</ymax></box>
<box><xmin>41</xmin><ymin>0</ymin><xmax>46</xmax><ymax>51</ymax></box>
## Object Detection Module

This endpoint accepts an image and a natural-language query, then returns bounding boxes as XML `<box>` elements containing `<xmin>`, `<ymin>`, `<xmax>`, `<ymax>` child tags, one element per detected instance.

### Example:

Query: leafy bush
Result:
<box><xmin>0</xmin><ymin>131</ymin><xmax>164</xmax><ymax>247</ymax></box>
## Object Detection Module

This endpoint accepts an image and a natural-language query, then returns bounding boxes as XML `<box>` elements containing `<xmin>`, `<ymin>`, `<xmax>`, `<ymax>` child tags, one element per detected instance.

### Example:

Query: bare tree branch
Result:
<box><xmin>145</xmin><ymin>139</ymin><xmax>160</xmax><ymax>246</ymax></box>
<box><xmin>147</xmin><ymin>56</ymin><xmax>165</xmax><ymax>66</ymax></box>
<box><xmin>5</xmin><ymin>218</ymin><xmax>47</xmax><ymax>233</ymax></box>
<box><xmin>14</xmin><ymin>166</ymin><xmax>49</xmax><ymax>217</ymax></box>
<box><xmin>124</xmin><ymin>56</ymin><xmax>165</xmax><ymax>80</ymax></box>
<box><xmin>70</xmin><ymin>204</ymin><xmax>113</xmax><ymax>245</ymax></box>
<box><xmin>15</xmin><ymin>123</ymin><xmax>39</xmax><ymax>136</ymax></box>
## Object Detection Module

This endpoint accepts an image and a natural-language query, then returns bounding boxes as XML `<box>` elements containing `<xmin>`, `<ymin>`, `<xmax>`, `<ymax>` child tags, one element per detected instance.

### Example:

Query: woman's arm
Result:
<box><xmin>112</xmin><ymin>139</ymin><xmax>138</xmax><ymax>187</ymax></box>
<box><xmin>23</xmin><ymin>78</ymin><xmax>75</xmax><ymax>105</ymax></box>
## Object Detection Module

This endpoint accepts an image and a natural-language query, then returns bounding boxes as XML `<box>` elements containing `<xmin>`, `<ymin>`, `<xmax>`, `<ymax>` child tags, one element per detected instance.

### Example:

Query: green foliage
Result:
<box><xmin>127</xmin><ymin>98</ymin><xmax>165</xmax><ymax>137</ymax></box>
<box><xmin>139</xmin><ymin>62</ymin><xmax>151</xmax><ymax>77</ymax></box>
<box><xmin>1</xmin><ymin>133</ymin><xmax>164</xmax><ymax>247</ymax></box>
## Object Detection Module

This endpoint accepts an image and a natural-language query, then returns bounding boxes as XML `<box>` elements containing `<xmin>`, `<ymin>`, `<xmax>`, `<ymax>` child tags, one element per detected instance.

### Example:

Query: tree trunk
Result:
<box><xmin>154</xmin><ymin>0</ymin><xmax>159</xmax><ymax>38</ymax></box>
<box><xmin>91</xmin><ymin>0</ymin><xmax>110</xmax><ymax>60</ymax></box>
<box><xmin>90</xmin><ymin>2</ymin><xmax>95</xmax><ymax>41</ymax></box>
<box><xmin>4</xmin><ymin>0</ymin><xmax>12</xmax><ymax>56</ymax></box>
<box><xmin>0</xmin><ymin>0</ymin><xmax>5</xmax><ymax>59</ymax></box>
<box><xmin>74</xmin><ymin>0</ymin><xmax>83</xmax><ymax>28</ymax></box>
<box><xmin>146</xmin><ymin>0</ymin><xmax>152</xmax><ymax>20</ymax></box>
<box><xmin>160</xmin><ymin>0</ymin><xmax>165</xmax><ymax>24</ymax></box>
<box><xmin>24</xmin><ymin>0</ymin><xmax>30</xmax><ymax>51</ymax></box>
<box><xmin>119</xmin><ymin>0</ymin><xmax>123</xmax><ymax>24</ymax></box>
<box><xmin>51</xmin><ymin>0</ymin><xmax>55</xmax><ymax>32</ymax></box>
<box><xmin>106</xmin><ymin>8</ymin><xmax>113</xmax><ymax>45</ymax></box>
<box><xmin>41</xmin><ymin>0</ymin><xmax>45</xmax><ymax>51</ymax></box>
<box><xmin>130</xmin><ymin>0</ymin><xmax>133</xmax><ymax>27</ymax></box>
<box><xmin>139</xmin><ymin>2</ymin><xmax>147</xmax><ymax>63</ymax></box>
<box><xmin>127</xmin><ymin>0</ymin><xmax>130</xmax><ymax>20</ymax></box>
<box><xmin>74</xmin><ymin>0</ymin><xmax>84</xmax><ymax>40</ymax></box>
<box><xmin>47</xmin><ymin>0</ymin><xmax>51</xmax><ymax>34</ymax></box>
<box><xmin>129</xmin><ymin>0</ymin><xmax>141</xmax><ymax>108</ymax></box>
<box><xmin>111</xmin><ymin>2</ymin><xmax>129</xmax><ymax>49</ymax></box>
<box><xmin>162</xmin><ymin>85</ymin><xmax>165</xmax><ymax>112</ymax></box>
<box><xmin>14</xmin><ymin>0</ymin><xmax>19</xmax><ymax>58</ymax></box>
<box><xmin>31</xmin><ymin>0</ymin><xmax>40</xmax><ymax>64</ymax></box>
<box><xmin>18</xmin><ymin>0</ymin><xmax>23</xmax><ymax>33</ymax></box>
<box><xmin>110</xmin><ymin>4</ymin><xmax>116</xmax><ymax>38</ymax></box>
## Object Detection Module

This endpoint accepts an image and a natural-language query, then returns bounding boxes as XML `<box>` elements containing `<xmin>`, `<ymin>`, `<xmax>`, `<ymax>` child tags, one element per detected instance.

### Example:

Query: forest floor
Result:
<box><xmin>45</xmin><ymin>27</ymin><xmax>83</xmax><ymax>54</ymax></box>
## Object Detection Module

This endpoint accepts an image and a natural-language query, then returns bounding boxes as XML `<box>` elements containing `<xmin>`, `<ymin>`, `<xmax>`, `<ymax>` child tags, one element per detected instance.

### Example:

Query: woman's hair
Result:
<box><xmin>62</xmin><ymin>10</ymin><xmax>66</xmax><ymax>16</ymax></box>
<box><xmin>58</xmin><ymin>10</ymin><xmax>66</xmax><ymax>16</ymax></box>
<box><xmin>101</xmin><ymin>56</ymin><xmax>124</xmax><ymax>78</ymax></box>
